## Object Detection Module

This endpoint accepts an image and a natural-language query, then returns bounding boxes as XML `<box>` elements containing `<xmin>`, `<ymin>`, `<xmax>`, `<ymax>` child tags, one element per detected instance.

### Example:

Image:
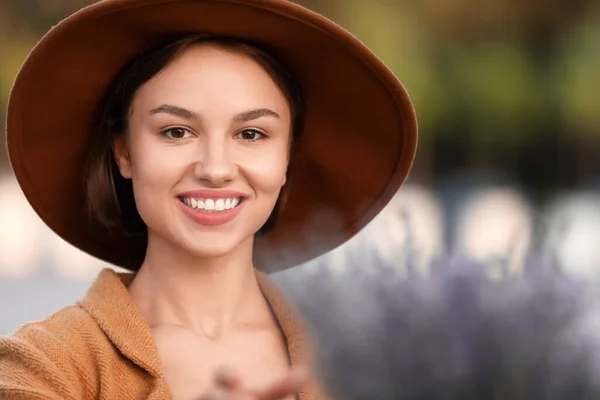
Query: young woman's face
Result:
<box><xmin>114</xmin><ymin>44</ymin><xmax>291</xmax><ymax>260</ymax></box>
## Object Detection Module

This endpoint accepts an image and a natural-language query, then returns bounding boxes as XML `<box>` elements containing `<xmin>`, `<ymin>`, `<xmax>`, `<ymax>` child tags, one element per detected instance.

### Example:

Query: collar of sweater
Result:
<box><xmin>76</xmin><ymin>267</ymin><xmax>322</xmax><ymax>397</ymax></box>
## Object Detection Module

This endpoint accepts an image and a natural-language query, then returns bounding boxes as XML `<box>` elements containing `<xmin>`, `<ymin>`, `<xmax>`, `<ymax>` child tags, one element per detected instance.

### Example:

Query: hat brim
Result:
<box><xmin>7</xmin><ymin>0</ymin><xmax>417</xmax><ymax>273</ymax></box>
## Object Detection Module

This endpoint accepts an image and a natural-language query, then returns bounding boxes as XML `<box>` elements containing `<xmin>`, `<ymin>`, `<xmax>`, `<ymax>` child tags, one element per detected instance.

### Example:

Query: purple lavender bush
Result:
<box><xmin>281</xmin><ymin>251</ymin><xmax>600</xmax><ymax>400</ymax></box>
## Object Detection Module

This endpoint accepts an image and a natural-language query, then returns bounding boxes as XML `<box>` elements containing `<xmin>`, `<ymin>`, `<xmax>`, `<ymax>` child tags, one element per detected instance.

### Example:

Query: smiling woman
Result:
<box><xmin>87</xmin><ymin>35</ymin><xmax>304</xmax><ymax>242</ymax></box>
<box><xmin>0</xmin><ymin>1</ymin><xmax>417</xmax><ymax>399</ymax></box>
<box><xmin>88</xmin><ymin>37</ymin><xmax>300</xmax><ymax>275</ymax></box>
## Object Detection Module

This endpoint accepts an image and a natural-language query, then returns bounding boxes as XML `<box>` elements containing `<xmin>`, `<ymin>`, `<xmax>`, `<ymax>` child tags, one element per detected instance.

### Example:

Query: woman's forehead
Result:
<box><xmin>132</xmin><ymin>44</ymin><xmax>291</xmax><ymax>120</ymax></box>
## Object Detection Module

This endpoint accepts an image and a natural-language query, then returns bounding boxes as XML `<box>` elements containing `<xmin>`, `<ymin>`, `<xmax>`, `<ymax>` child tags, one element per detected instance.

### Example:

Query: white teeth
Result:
<box><xmin>181</xmin><ymin>196</ymin><xmax>242</xmax><ymax>211</ymax></box>
<box><xmin>205</xmin><ymin>199</ymin><xmax>215</xmax><ymax>211</ymax></box>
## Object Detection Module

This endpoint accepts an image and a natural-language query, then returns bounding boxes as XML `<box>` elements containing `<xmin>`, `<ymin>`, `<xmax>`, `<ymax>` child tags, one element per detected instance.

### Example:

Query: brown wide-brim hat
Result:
<box><xmin>6</xmin><ymin>0</ymin><xmax>417</xmax><ymax>273</ymax></box>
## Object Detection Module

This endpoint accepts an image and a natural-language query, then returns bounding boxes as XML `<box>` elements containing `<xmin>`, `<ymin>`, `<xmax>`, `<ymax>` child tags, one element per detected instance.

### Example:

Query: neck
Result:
<box><xmin>129</xmin><ymin>233</ymin><xmax>270</xmax><ymax>339</ymax></box>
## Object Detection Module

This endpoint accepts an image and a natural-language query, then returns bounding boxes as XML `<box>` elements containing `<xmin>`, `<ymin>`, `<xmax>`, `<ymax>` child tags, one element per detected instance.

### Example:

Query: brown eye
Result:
<box><xmin>163</xmin><ymin>127</ymin><xmax>192</xmax><ymax>140</ymax></box>
<box><xmin>237</xmin><ymin>129</ymin><xmax>266</xmax><ymax>141</ymax></box>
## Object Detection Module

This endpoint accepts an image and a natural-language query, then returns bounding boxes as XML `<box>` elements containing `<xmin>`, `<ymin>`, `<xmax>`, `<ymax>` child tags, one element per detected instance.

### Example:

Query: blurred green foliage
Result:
<box><xmin>0</xmin><ymin>0</ymin><xmax>598</xmax><ymax>185</ymax></box>
<box><xmin>555</xmin><ymin>17</ymin><xmax>600</xmax><ymax>136</ymax></box>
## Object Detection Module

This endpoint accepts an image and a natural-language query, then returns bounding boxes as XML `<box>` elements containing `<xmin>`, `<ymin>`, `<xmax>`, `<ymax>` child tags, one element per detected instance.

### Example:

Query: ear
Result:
<box><xmin>113</xmin><ymin>136</ymin><xmax>132</xmax><ymax>179</ymax></box>
<box><xmin>281</xmin><ymin>174</ymin><xmax>287</xmax><ymax>187</ymax></box>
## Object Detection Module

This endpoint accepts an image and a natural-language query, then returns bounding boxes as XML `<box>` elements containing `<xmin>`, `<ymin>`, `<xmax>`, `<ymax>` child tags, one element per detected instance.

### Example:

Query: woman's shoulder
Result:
<box><xmin>0</xmin><ymin>268</ymin><xmax>169</xmax><ymax>399</ymax></box>
<box><xmin>0</xmin><ymin>304</ymin><xmax>105</xmax><ymax>399</ymax></box>
<box><xmin>3</xmin><ymin>302</ymin><xmax>102</xmax><ymax>347</ymax></box>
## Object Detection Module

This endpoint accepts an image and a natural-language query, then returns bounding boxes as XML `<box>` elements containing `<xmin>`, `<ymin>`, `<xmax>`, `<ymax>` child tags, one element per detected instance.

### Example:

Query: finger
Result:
<box><xmin>214</xmin><ymin>366</ymin><xmax>243</xmax><ymax>391</ymax></box>
<box><xmin>253</xmin><ymin>365</ymin><xmax>310</xmax><ymax>400</ymax></box>
<box><xmin>197</xmin><ymin>387</ymin><xmax>228</xmax><ymax>400</ymax></box>
<box><xmin>198</xmin><ymin>388</ymin><xmax>253</xmax><ymax>400</ymax></box>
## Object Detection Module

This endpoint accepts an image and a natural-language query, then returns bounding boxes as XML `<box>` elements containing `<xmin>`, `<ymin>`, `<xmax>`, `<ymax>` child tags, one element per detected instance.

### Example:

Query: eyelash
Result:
<box><xmin>161</xmin><ymin>127</ymin><xmax>193</xmax><ymax>140</ymax></box>
<box><xmin>235</xmin><ymin>129</ymin><xmax>268</xmax><ymax>142</ymax></box>
<box><xmin>160</xmin><ymin>127</ymin><xmax>268</xmax><ymax>142</ymax></box>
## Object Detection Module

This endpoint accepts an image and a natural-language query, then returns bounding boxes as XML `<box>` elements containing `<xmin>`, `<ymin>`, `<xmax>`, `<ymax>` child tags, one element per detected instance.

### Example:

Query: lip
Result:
<box><xmin>176</xmin><ymin>190</ymin><xmax>248</xmax><ymax>227</ymax></box>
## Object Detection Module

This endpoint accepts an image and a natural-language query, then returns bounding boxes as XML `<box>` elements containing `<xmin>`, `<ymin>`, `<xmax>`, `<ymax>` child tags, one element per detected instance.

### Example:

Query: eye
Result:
<box><xmin>237</xmin><ymin>129</ymin><xmax>266</xmax><ymax>141</ymax></box>
<box><xmin>162</xmin><ymin>127</ymin><xmax>193</xmax><ymax>140</ymax></box>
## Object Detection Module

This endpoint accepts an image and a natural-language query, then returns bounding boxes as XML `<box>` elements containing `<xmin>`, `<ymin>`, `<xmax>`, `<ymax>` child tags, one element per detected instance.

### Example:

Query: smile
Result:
<box><xmin>179</xmin><ymin>196</ymin><xmax>244</xmax><ymax>212</ymax></box>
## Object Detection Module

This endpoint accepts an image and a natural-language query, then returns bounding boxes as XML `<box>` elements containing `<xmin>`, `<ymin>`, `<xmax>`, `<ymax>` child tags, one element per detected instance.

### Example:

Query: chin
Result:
<box><xmin>185</xmin><ymin>242</ymin><xmax>240</xmax><ymax>260</ymax></box>
<box><xmin>176</xmin><ymin>230</ymin><xmax>254</xmax><ymax>261</ymax></box>
<box><xmin>148</xmin><ymin>214</ymin><xmax>262</xmax><ymax>262</ymax></box>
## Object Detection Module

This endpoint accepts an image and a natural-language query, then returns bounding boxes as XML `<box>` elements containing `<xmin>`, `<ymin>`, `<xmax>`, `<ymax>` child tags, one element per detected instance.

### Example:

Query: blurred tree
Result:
<box><xmin>556</xmin><ymin>17</ymin><xmax>600</xmax><ymax>138</ymax></box>
<box><xmin>418</xmin><ymin>0</ymin><xmax>590</xmax><ymax>47</ymax></box>
<box><xmin>554</xmin><ymin>17</ymin><xmax>600</xmax><ymax>182</ymax></box>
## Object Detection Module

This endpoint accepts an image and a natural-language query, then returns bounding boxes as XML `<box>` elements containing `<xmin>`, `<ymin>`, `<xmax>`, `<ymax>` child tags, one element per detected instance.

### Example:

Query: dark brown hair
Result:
<box><xmin>85</xmin><ymin>34</ymin><xmax>305</xmax><ymax>238</ymax></box>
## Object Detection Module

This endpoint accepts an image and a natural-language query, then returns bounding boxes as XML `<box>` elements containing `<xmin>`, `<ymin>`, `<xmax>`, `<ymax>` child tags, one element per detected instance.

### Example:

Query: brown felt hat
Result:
<box><xmin>6</xmin><ymin>0</ymin><xmax>418</xmax><ymax>273</ymax></box>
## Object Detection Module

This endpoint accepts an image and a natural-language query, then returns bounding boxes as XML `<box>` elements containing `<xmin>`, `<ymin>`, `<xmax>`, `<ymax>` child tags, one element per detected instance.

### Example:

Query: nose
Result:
<box><xmin>193</xmin><ymin>135</ymin><xmax>237</xmax><ymax>186</ymax></box>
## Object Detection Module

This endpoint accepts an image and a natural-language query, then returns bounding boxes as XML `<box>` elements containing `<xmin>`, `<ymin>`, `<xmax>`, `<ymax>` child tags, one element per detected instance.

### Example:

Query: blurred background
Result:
<box><xmin>0</xmin><ymin>0</ymin><xmax>599</xmax><ymax>334</ymax></box>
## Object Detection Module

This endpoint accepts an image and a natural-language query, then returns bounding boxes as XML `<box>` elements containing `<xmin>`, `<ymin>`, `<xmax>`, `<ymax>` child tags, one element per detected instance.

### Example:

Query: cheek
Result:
<box><xmin>243</xmin><ymin>145</ymin><xmax>289</xmax><ymax>195</ymax></box>
<box><xmin>127</xmin><ymin>136</ymin><xmax>187</xmax><ymax>219</ymax></box>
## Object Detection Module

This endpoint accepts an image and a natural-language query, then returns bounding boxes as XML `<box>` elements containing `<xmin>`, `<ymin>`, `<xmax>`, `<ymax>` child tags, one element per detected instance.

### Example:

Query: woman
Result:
<box><xmin>0</xmin><ymin>0</ymin><xmax>417</xmax><ymax>399</ymax></box>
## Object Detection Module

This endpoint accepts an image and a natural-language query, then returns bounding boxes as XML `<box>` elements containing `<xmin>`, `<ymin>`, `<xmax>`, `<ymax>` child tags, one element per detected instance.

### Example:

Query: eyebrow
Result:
<box><xmin>233</xmin><ymin>108</ymin><xmax>280</xmax><ymax>123</ymax></box>
<box><xmin>149</xmin><ymin>104</ymin><xmax>199</xmax><ymax>120</ymax></box>
<box><xmin>148</xmin><ymin>104</ymin><xmax>280</xmax><ymax>122</ymax></box>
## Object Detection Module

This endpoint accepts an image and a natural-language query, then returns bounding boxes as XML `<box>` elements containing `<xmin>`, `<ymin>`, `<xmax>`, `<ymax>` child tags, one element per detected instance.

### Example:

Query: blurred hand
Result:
<box><xmin>197</xmin><ymin>365</ymin><xmax>309</xmax><ymax>400</ymax></box>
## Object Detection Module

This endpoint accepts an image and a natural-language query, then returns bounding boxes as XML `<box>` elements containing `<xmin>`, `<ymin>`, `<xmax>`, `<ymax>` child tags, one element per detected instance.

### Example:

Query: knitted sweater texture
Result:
<box><xmin>0</xmin><ymin>268</ymin><xmax>327</xmax><ymax>400</ymax></box>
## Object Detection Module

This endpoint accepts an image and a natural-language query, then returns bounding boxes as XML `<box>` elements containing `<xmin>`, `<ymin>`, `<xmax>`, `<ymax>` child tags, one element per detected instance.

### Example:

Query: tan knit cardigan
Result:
<box><xmin>0</xmin><ymin>268</ymin><xmax>329</xmax><ymax>400</ymax></box>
